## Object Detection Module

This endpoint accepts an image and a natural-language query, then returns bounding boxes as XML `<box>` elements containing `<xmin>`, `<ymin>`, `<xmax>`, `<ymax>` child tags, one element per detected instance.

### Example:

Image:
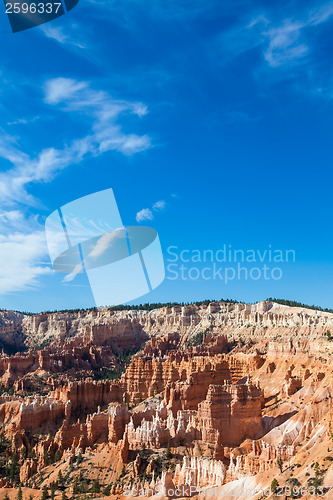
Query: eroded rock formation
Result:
<box><xmin>0</xmin><ymin>300</ymin><xmax>332</xmax><ymax>499</ymax></box>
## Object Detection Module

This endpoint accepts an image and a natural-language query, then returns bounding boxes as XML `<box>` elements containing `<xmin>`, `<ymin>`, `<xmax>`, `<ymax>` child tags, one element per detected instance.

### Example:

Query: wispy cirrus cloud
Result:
<box><xmin>0</xmin><ymin>133</ymin><xmax>92</xmax><ymax>207</ymax></box>
<box><xmin>217</xmin><ymin>2</ymin><xmax>333</xmax><ymax>70</ymax></box>
<box><xmin>43</xmin><ymin>78</ymin><xmax>87</xmax><ymax>104</ymax></box>
<box><xmin>0</xmin><ymin>230</ymin><xmax>51</xmax><ymax>294</ymax></box>
<box><xmin>0</xmin><ymin>209</ymin><xmax>51</xmax><ymax>294</ymax></box>
<box><xmin>263</xmin><ymin>20</ymin><xmax>308</xmax><ymax>67</ymax></box>
<box><xmin>308</xmin><ymin>2</ymin><xmax>333</xmax><ymax>25</ymax></box>
<box><xmin>0</xmin><ymin>78</ymin><xmax>151</xmax><ymax>207</ymax></box>
<box><xmin>43</xmin><ymin>77</ymin><xmax>151</xmax><ymax>157</ymax></box>
<box><xmin>43</xmin><ymin>77</ymin><xmax>148</xmax><ymax>117</ymax></box>
<box><xmin>40</xmin><ymin>24</ymin><xmax>87</xmax><ymax>49</ymax></box>
<box><xmin>7</xmin><ymin>116</ymin><xmax>40</xmax><ymax>126</ymax></box>
<box><xmin>0</xmin><ymin>78</ymin><xmax>152</xmax><ymax>295</ymax></box>
<box><xmin>261</xmin><ymin>4</ymin><xmax>333</xmax><ymax>68</ymax></box>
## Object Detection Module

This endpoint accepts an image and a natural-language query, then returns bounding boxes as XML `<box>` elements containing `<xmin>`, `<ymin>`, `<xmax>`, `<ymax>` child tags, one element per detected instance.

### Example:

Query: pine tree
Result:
<box><xmin>10</xmin><ymin>453</ymin><xmax>19</xmax><ymax>483</ymax></box>
<box><xmin>166</xmin><ymin>440</ymin><xmax>172</xmax><ymax>459</ymax></box>
<box><xmin>271</xmin><ymin>478</ymin><xmax>279</xmax><ymax>494</ymax></box>
<box><xmin>44</xmin><ymin>450</ymin><xmax>52</xmax><ymax>466</ymax></box>
<box><xmin>102</xmin><ymin>484</ymin><xmax>112</xmax><ymax>496</ymax></box>
<box><xmin>277</xmin><ymin>455</ymin><xmax>283</xmax><ymax>472</ymax></box>
<box><xmin>50</xmin><ymin>481</ymin><xmax>56</xmax><ymax>500</ymax></box>
<box><xmin>58</xmin><ymin>469</ymin><xmax>65</xmax><ymax>490</ymax></box>
<box><xmin>41</xmin><ymin>485</ymin><xmax>49</xmax><ymax>500</ymax></box>
<box><xmin>314</xmin><ymin>462</ymin><xmax>322</xmax><ymax>493</ymax></box>
<box><xmin>73</xmin><ymin>477</ymin><xmax>79</xmax><ymax>494</ymax></box>
<box><xmin>92</xmin><ymin>478</ymin><xmax>101</xmax><ymax>493</ymax></box>
<box><xmin>17</xmin><ymin>484</ymin><xmax>23</xmax><ymax>500</ymax></box>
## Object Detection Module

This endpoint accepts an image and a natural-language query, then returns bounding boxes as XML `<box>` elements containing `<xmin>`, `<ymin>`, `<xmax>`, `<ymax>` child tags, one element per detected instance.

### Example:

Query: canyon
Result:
<box><xmin>0</xmin><ymin>300</ymin><xmax>332</xmax><ymax>499</ymax></box>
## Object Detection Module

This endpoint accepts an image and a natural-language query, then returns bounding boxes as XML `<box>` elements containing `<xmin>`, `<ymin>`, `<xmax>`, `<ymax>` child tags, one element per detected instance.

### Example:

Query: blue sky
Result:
<box><xmin>0</xmin><ymin>0</ymin><xmax>332</xmax><ymax>312</ymax></box>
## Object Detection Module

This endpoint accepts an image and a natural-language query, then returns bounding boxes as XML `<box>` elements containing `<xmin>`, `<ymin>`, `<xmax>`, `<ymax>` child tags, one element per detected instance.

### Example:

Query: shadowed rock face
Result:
<box><xmin>0</xmin><ymin>300</ymin><xmax>332</xmax><ymax>498</ymax></box>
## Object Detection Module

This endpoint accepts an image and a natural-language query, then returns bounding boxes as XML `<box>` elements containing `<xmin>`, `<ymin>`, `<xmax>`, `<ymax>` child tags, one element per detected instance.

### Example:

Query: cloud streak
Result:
<box><xmin>217</xmin><ymin>2</ymin><xmax>333</xmax><ymax>71</ymax></box>
<box><xmin>0</xmin><ymin>211</ymin><xmax>52</xmax><ymax>295</ymax></box>
<box><xmin>40</xmin><ymin>24</ymin><xmax>87</xmax><ymax>49</ymax></box>
<box><xmin>0</xmin><ymin>79</ymin><xmax>151</xmax><ymax>295</ymax></box>
<box><xmin>0</xmin><ymin>78</ymin><xmax>151</xmax><ymax>208</ymax></box>
<box><xmin>263</xmin><ymin>20</ymin><xmax>308</xmax><ymax>67</ymax></box>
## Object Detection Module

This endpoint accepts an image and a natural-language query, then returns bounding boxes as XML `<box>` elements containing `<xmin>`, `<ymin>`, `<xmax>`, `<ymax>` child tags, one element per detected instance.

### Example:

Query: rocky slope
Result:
<box><xmin>0</xmin><ymin>300</ymin><xmax>332</xmax><ymax>499</ymax></box>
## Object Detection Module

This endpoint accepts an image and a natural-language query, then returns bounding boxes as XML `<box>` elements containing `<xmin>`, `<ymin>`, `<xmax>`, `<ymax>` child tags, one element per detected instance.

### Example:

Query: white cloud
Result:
<box><xmin>0</xmin><ymin>230</ymin><xmax>51</xmax><ymax>294</ymax></box>
<box><xmin>97</xmin><ymin>130</ymin><xmax>151</xmax><ymax>156</ymax></box>
<box><xmin>309</xmin><ymin>3</ymin><xmax>333</xmax><ymax>25</ymax></box>
<box><xmin>44</xmin><ymin>77</ymin><xmax>152</xmax><ymax>156</ymax></box>
<box><xmin>7</xmin><ymin>116</ymin><xmax>39</xmax><ymax>126</ymax></box>
<box><xmin>0</xmin><ymin>79</ymin><xmax>152</xmax><ymax>295</ymax></box>
<box><xmin>153</xmin><ymin>200</ymin><xmax>166</xmax><ymax>211</ymax></box>
<box><xmin>43</xmin><ymin>77</ymin><xmax>149</xmax><ymax>121</ymax></box>
<box><xmin>132</xmin><ymin>102</ymin><xmax>148</xmax><ymax>117</ymax></box>
<box><xmin>62</xmin><ymin>228</ymin><xmax>126</xmax><ymax>283</ymax></box>
<box><xmin>261</xmin><ymin>4</ymin><xmax>333</xmax><ymax>68</ymax></box>
<box><xmin>44</xmin><ymin>78</ymin><xmax>88</xmax><ymax>105</ymax></box>
<box><xmin>0</xmin><ymin>209</ymin><xmax>52</xmax><ymax>295</ymax></box>
<box><xmin>0</xmin><ymin>136</ymin><xmax>92</xmax><ymax>206</ymax></box>
<box><xmin>0</xmin><ymin>78</ymin><xmax>151</xmax><ymax>207</ymax></box>
<box><xmin>218</xmin><ymin>3</ymin><xmax>333</xmax><ymax>71</ymax></box>
<box><xmin>41</xmin><ymin>25</ymin><xmax>86</xmax><ymax>49</ymax></box>
<box><xmin>263</xmin><ymin>20</ymin><xmax>308</xmax><ymax>67</ymax></box>
<box><xmin>62</xmin><ymin>263</ymin><xmax>83</xmax><ymax>283</ymax></box>
<box><xmin>136</xmin><ymin>199</ymin><xmax>168</xmax><ymax>223</ymax></box>
<box><xmin>89</xmin><ymin>232</ymin><xmax>121</xmax><ymax>259</ymax></box>
<box><xmin>0</xmin><ymin>210</ymin><xmax>23</xmax><ymax>224</ymax></box>
<box><xmin>136</xmin><ymin>208</ymin><xmax>153</xmax><ymax>223</ymax></box>
<box><xmin>136</xmin><ymin>200</ymin><xmax>167</xmax><ymax>223</ymax></box>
